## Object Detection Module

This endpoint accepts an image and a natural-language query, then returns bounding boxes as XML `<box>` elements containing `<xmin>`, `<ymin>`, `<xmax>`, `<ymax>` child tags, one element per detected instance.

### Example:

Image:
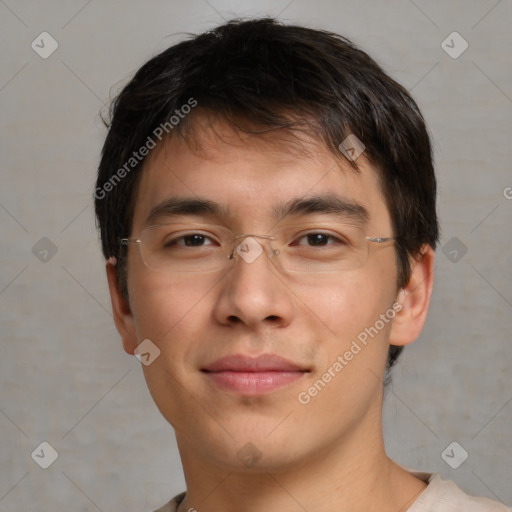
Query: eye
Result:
<box><xmin>291</xmin><ymin>232</ymin><xmax>347</xmax><ymax>247</ymax></box>
<box><xmin>164</xmin><ymin>233</ymin><xmax>217</xmax><ymax>248</ymax></box>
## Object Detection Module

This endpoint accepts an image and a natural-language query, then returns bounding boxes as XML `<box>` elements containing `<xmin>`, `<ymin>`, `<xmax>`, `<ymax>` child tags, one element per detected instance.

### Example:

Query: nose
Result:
<box><xmin>213</xmin><ymin>235</ymin><xmax>294</xmax><ymax>330</ymax></box>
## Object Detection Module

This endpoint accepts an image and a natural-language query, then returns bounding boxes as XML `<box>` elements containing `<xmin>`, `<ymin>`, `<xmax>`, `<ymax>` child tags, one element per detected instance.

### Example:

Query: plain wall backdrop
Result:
<box><xmin>1</xmin><ymin>1</ymin><xmax>511</xmax><ymax>510</ymax></box>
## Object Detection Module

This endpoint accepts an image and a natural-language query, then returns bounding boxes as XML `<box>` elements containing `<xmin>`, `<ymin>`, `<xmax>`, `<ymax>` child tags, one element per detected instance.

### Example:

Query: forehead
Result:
<box><xmin>131</xmin><ymin>117</ymin><xmax>391</xmax><ymax>233</ymax></box>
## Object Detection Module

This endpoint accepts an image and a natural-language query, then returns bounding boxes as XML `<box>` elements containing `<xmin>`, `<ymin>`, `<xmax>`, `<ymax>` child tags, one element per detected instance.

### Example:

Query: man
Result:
<box><xmin>95</xmin><ymin>17</ymin><xmax>509</xmax><ymax>512</ymax></box>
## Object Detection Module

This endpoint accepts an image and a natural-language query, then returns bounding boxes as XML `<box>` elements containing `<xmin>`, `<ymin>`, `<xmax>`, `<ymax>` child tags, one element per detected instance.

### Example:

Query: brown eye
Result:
<box><xmin>306</xmin><ymin>234</ymin><xmax>330</xmax><ymax>246</ymax></box>
<box><xmin>164</xmin><ymin>233</ymin><xmax>216</xmax><ymax>248</ymax></box>
<box><xmin>292</xmin><ymin>232</ymin><xmax>346</xmax><ymax>247</ymax></box>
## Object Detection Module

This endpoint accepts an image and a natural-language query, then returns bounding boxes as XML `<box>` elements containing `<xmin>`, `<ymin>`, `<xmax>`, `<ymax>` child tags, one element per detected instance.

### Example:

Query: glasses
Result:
<box><xmin>120</xmin><ymin>222</ymin><xmax>395</xmax><ymax>274</ymax></box>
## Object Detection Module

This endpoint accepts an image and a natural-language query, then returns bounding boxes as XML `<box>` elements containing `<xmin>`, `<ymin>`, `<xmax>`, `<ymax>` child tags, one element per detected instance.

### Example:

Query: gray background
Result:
<box><xmin>1</xmin><ymin>1</ymin><xmax>511</xmax><ymax>510</ymax></box>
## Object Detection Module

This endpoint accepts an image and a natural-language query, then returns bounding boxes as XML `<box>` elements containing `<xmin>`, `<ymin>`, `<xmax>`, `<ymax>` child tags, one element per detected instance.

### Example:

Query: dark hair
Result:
<box><xmin>95</xmin><ymin>17</ymin><xmax>439</xmax><ymax>375</ymax></box>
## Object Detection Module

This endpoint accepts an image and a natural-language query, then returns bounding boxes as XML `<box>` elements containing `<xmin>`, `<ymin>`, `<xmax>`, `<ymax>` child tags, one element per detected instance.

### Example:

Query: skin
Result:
<box><xmin>106</xmin><ymin>116</ymin><xmax>435</xmax><ymax>512</ymax></box>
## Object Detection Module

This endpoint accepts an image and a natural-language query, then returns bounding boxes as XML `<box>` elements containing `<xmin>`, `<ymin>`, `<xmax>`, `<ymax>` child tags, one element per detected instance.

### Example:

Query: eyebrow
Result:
<box><xmin>273</xmin><ymin>195</ymin><xmax>369</xmax><ymax>225</ymax></box>
<box><xmin>144</xmin><ymin>197</ymin><xmax>229</xmax><ymax>226</ymax></box>
<box><xmin>144</xmin><ymin>194</ymin><xmax>369</xmax><ymax>227</ymax></box>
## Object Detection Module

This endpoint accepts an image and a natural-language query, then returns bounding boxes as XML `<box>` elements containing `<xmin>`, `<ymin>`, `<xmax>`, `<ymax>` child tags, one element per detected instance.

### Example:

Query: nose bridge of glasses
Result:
<box><xmin>228</xmin><ymin>233</ymin><xmax>279</xmax><ymax>264</ymax></box>
<box><xmin>230</xmin><ymin>233</ymin><xmax>276</xmax><ymax>242</ymax></box>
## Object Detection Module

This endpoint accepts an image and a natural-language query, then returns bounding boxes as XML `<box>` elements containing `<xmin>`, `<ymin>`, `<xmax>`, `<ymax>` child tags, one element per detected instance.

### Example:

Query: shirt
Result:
<box><xmin>152</xmin><ymin>472</ymin><xmax>511</xmax><ymax>511</ymax></box>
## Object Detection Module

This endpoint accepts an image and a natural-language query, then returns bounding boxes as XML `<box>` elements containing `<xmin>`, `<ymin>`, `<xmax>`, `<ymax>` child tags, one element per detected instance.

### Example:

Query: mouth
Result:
<box><xmin>201</xmin><ymin>354</ymin><xmax>310</xmax><ymax>395</ymax></box>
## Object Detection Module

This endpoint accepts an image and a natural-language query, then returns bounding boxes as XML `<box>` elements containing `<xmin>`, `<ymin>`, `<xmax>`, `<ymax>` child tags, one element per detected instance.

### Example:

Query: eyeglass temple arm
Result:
<box><xmin>366</xmin><ymin>237</ymin><xmax>395</xmax><ymax>244</ymax></box>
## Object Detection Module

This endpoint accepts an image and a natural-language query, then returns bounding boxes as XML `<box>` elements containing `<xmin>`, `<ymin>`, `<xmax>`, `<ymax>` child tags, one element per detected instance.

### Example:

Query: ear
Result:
<box><xmin>106</xmin><ymin>257</ymin><xmax>138</xmax><ymax>355</ymax></box>
<box><xmin>389</xmin><ymin>244</ymin><xmax>435</xmax><ymax>347</ymax></box>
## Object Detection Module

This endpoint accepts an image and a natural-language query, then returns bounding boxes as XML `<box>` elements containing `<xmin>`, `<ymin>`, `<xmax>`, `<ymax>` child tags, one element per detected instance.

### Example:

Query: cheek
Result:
<box><xmin>128</xmin><ymin>275</ymin><xmax>218</xmax><ymax>427</ymax></box>
<box><xmin>291</xmin><ymin>269</ymin><xmax>394</xmax><ymax>346</ymax></box>
<box><xmin>295</xmin><ymin>272</ymin><xmax>395</xmax><ymax>424</ymax></box>
<box><xmin>298</xmin><ymin>268</ymin><xmax>397</xmax><ymax>402</ymax></box>
<box><xmin>128</xmin><ymin>272</ymin><xmax>215</xmax><ymax>351</ymax></box>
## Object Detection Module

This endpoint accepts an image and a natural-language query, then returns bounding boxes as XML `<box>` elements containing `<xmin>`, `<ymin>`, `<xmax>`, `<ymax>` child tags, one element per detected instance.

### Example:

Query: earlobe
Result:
<box><xmin>389</xmin><ymin>245</ymin><xmax>435</xmax><ymax>347</ymax></box>
<box><xmin>105</xmin><ymin>257</ymin><xmax>138</xmax><ymax>355</ymax></box>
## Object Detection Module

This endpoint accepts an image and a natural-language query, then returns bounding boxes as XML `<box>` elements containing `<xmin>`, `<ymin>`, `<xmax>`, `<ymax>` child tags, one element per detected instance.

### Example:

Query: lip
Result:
<box><xmin>203</xmin><ymin>354</ymin><xmax>306</xmax><ymax>372</ymax></box>
<box><xmin>202</xmin><ymin>354</ymin><xmax>309</xmax><ymax>395</ymax></box>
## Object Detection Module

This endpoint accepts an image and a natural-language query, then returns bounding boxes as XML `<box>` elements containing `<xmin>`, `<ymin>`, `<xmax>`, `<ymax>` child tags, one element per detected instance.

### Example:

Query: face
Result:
<box><xmin>113</xmin><ymin>118</ymin><xmax>407</xmax><ymax>472</ymax></box>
